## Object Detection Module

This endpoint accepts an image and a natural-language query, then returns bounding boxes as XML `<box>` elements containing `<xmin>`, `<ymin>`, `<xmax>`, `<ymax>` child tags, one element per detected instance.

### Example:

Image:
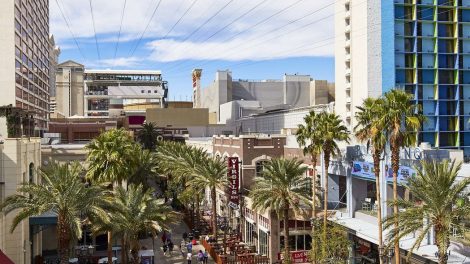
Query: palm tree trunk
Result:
<box><xmin>311</xmin><ymin>154</ymin><xmax>317</xmax><ymax>264</ymax></box>
<box><xmin>57</xmin><ymin>214</ymin><xmax>70</xmax><ymax>264</ymax></box>
<box><xmin>284</xmin><ymin>204</ymin><xmax>290</xmax><ymax>264</ymax></box>
<box><xmin>435</xmin><ymin>226</ymin><xmax>450</xmax><ymax>264</ymax></box>
<box><xmin>322</xmin><ymin>151</ymin><xmax>330</xmax><ymax>257</ymax></box>
<box><xmin>196</xmin><ymin>193</ymin><xmax>201</xmax><ymax>230</ymax></box>
<box><xmin>121</xmin><ymin>237</ymin><xmax>127</xmax><ymax>264</ymax></box>
<box><xmin>107</xmin><ymin>231</ymin><xmax>113</xmax><ymax>264</ymax></box>
<box><xmin>211</xmin><ymin>186</ymin><xmax>218</xmax><ymax>239</ymax></box>
<box><xmin>391</xmin><ymin>145</ymin><xmax>400</xmax><ymax>264</ymax></box>
<box><xmin>131</xmin><ymin>245</ymin><xmax>140</xmax><ymax>264</ymax></box>
<box><xmin>373</xmin><ymin>150</ymin><xmax>384</xmax><ymax>264</ymax></box>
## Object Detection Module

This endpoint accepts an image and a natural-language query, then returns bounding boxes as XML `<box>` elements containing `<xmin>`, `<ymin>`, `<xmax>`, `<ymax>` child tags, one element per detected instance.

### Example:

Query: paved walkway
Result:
<box><xmin>140</xmin><ymin>221</ymin><xmax>215</xmax><ymax>264</ymax></box>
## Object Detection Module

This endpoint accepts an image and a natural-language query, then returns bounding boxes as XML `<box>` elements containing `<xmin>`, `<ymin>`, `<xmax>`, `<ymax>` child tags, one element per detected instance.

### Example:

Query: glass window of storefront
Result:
<box><xmin>280</xmin><ymin>235</ymin><xmax>312</xmax><ymax>251</ymax></box>
<box><xmin>245</xmin><ymin>221</ymin><xmax>255</xmax><ymax>246</ymax></box>
<box><xmin>258</xmin><ymin>230</ymin><xmax>268</xmax><ymax>256</ymax></box>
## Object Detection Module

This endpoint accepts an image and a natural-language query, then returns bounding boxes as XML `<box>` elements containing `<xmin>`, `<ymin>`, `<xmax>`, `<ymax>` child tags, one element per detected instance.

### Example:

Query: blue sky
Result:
<box><xmin>51</xmin><ymin>0</ymin><xmax>335</xmax><ymax>100</ymax></box>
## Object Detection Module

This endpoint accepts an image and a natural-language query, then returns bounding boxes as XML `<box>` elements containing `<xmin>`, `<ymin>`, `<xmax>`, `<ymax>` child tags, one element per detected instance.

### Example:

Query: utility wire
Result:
<box><xmin>129</xmin><ymin>0</ymin><xmax>164</xmax><ymax>56</ymax></box>
<box><xmin>53</xmin><ymin>0</ymin><xmax>86</xmax><ymax>60</ymax></box>
<box><xmin>113</xmin><ymin>0</ymin><xmax>127</xmax><ymax>68</ymax></box>
<box><xmin>163</xmin><ymin>0</ymin><xmax>270</xmax><ymax>72</ymax></box>
<box><xmin>166</xmin><ymin>0</ymin><xmax>347</xmax><ymax>74</ymax></box>
<box><xmin>88</xmin><ymin>0</ymin><xmax>101</xmax><ymax>61</ymax></box>
<box><xmin>161</xmin><ymin>0</ymin><xmax>200</xmax><ymax>40</ymax></box>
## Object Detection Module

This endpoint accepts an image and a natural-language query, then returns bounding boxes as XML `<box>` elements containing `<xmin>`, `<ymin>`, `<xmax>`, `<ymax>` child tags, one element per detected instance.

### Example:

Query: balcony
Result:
<box><xmin>345</xmin><ymin>10</ymin><xmax>350</xmax><ymax>18</ymax></box>
<box><xmin>345</xmin><ymin>68</ymin><xmax>351</xmax><ymax>76</ymax></box>
<box><xmin>345</xmin><ymin>82</ymin><xmax>351</xmax><ymax>90</ymax></box>
<box><xmin>345</xmin><ymin>25</ymin><xmax>351</xmax><ymax>33</ymax></box>
<box><xmin>345</xmin><ymin>40</ymin><xmax>351</xmax><ymax>48</ymax></box>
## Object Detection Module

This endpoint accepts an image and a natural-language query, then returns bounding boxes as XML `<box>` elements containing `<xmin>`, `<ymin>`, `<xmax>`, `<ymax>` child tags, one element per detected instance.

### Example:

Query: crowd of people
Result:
<box><xmin>160</xmin><ymin>230</ymin><xmax>209</xmax><ymax>264</ymax></box>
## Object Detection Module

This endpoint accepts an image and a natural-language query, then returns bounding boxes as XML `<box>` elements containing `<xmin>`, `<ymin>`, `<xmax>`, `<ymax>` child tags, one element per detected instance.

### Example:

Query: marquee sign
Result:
<box><xmin>227</xmin><ymin>157</ymin><xmax>240</xmax><ymax>209</ymax></box>
<box><xmin>278</xmin><ymin>250</ymin><xmax>309</xmax><ymax>263</ymax></box>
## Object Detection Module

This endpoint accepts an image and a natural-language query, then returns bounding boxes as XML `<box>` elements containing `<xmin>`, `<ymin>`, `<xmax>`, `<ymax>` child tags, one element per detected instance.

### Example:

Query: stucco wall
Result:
<box><xmin>146</xmin><ymin>108</ymin><xmax>209</xmax><ymax>127</ymax></box>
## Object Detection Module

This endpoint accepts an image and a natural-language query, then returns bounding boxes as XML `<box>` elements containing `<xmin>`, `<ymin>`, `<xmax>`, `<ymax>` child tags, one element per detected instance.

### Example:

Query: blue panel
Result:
<box><xmin>383</xmin><ymin>0</ymin><xmax>396</xmax><ymax>93</ymax></box>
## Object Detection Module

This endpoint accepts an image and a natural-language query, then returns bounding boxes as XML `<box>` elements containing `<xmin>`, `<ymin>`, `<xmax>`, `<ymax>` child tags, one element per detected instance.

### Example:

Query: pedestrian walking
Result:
<box><xmin>168</xmin><ymin>240</ymin><xmax>174</xmax><ymax>256</ymax></box>
<box><xmin>197</xmin><ymin>250</ymin><xmax>204</xmax><ymax>264</ymax></box>
<box><xmin>162</xmin><ymin>242</ymin><xmax>168</xmax><ymax>256</ymax></box>
<box><xmin>187</xmin><ymin>252</ymin><xmax>193</xmax><ymax>264</ymax></box>
<box><xmin>186</xmin><ymin>241</ymin><xmax>193</xmax><ymax>253</ymax></box>
<box><xmin>180</xmin><ymin>240</ymin><xmax>186</xmax><ymax>257</ymax></box>
<box><xmin>203</xmin><ymin>249</ymin><xmax>209</xmax><ymax>264</ymax></box>
<box><xmin>161</xmin><ymin>231</ymin><xmax>167</xmax><ymax>243</ymax></box>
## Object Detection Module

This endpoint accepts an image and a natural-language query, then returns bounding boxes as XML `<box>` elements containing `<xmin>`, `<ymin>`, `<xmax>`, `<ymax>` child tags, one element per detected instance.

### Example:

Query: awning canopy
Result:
<box><xmin>0</xmin><ymin>250</ymin><xmax>15</xmax><ymax>264</ymax></box>
<box><xmin>29</xmin><ymin>211</ymin><xmax>57</xmax><ymax>226</ymax></box>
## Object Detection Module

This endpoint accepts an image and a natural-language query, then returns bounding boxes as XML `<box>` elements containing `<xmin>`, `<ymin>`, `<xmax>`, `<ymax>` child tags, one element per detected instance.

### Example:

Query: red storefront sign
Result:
<box><xmin>227</xmin><ymin>157</ymin><xmax>239</xmax><ymax>208</ymax></box>
<box><xmin>278</xmin><ymin>250</ymin><xmax>309</xmax><ymax>263</ymax></box>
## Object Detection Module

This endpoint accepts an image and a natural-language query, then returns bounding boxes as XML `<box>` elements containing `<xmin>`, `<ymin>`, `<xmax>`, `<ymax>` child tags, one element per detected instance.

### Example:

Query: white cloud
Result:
<box><xmin>50</xmin><ymin>0</ymin><xmax>334</xmax><ymax>62</ymax></box>
<box><xmin>98</xmin><ymin>57</ymin><xmax>142</xmax><ymax>67</ymax></box>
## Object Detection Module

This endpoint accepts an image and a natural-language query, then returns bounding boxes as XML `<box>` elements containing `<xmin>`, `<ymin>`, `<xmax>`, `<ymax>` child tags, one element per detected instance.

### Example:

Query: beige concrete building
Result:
<box><xmin>199</xmin><ymin>70</ymin><xmax>334</xmax><ymax>124</ymax></box>
<box><xmin>54</xmin><ymin>61</ymin><xmax>85</xmax><ymax>117</ymax></box>
<box><xmin>0</xmin><ymin>0</ymin><xmax>51</xmax><ymax>136</ymax></box>
<box><xmin>48</xmin><ymin>35</ymin><xmax>60</xmax><ymax>98</ymax></box>
<box><xmin>146</xmin><ymin>108</ymin><xmax>210</xmax><ymax>127</ymax></box>
<box><xmin>0</xmin><ymin>138</ymin><xmax>42</xmax><ymax>264</ymax></box>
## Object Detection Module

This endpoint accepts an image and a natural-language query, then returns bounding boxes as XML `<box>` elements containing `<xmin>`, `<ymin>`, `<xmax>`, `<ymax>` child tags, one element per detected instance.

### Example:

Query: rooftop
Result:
<box><xmin>84</xmin><ymin>69</ymin><xmax>161</xmax><ymax>75</ymax></box>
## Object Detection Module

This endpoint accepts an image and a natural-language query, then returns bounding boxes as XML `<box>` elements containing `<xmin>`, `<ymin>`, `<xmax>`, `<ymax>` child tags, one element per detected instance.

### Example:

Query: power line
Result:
<box><xmin>53</xmin><ymin>0</ymin><xmax>86</xmax><ymax>60</ymax></box>
<box><xmin>161</xmin><ymin>0</ymin><xmax>200</xmax><ymax>40</ymax></box>
<box><xmin>163</xmin><ymin>0</ymin><xmax>270</xmax><ymax>72</ymax></box>
<box><xmin>88</xmin><ymin>0</ymin><xmax>101</xmax><ymax>61</ymax></box>
<box><xmin>129</xmin><ymin>0</ymin><xmax>164</xmax><ymax>56</ymax></box>
<box><xmin>166</xmin><ymin>0</ymin><xmax>347</xmax><ymax>74</ymax></box>
<box><xmin>145</xmin><ymin>0</ymin><xmax>234</xmax><ymax>66</ymax></box>
<box><xmin>113</xmin><ymin>0</ymin><xmax>127</xmax><ymax>67</ymax></box>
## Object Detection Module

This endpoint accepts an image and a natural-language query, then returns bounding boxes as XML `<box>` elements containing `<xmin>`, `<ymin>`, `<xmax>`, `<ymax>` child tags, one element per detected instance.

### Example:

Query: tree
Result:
<box><xmin>128</xmin><ymin>146</ymin><xmax>159</xmax><ymax>189</ymax></box>
<box><xmin>0</xmin><ymin>161</ymin><xmax>109</xmax><ymax>264</ymax></box>
<box><xmin>296</xmin><ymin>110</ymin><xmax>323</xmax><ymax>263</ymax></box>
<box><xmin>110</xmin><ymin>184</ymin><xmax>178</xmax><ymax>264</ymax></box>
<box><xmin>309</xmin><ymin>221</ymin><xmax>351</xmax><ymax>263</ymax></box>
<box><xmin>355</xmin><ymin>97</ymin><xmax>387</xmax><ymax>264</ymax></box>
<box><xmin>157</xmin><ymin>142</ymin><xmax>209</xmax><ymax>227</ymax></box>
<box><xmin>138</xmin><ymin>122</ymin><xmax>161</xmax><ymax>151</ymax></box>
<box><xmin>249</xmin><ymin>158</ymin><xmax>310</xmax><ymax>262</ymax></box>
<box><xmin>316</xmin><ymin>112</ymin><xmax>349</xmax><ymax>255</ymax></box>
<box><xmin>383</xmin><ymin>160</ymin><xmax>470</xmax><ymax>264</ymax></box>
<box><xmin>85</xmin><ymin>128</ymin><xmax>136</xmax><ymax>185</ymax></box>
<box><xmin>85</xmin><ymin>128</ymin><xmax>137</xmax><ymax>263</ymax></box>
<box><xmin>380</xmin><ymin>89</ymin><xmax>423</xmax><ymax>262</ymax></box>
<box><xmin>192</xmin><ymin>156</ymin><xmax>228</xmax><ymax>239</ymax></box>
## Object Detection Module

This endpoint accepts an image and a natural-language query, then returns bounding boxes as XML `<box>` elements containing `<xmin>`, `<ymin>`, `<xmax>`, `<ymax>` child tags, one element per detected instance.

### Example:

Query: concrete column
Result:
<box><xmin>347</xmin><ymin>171</ymin><xmax>354</xmax><ymax>218</ymax></box>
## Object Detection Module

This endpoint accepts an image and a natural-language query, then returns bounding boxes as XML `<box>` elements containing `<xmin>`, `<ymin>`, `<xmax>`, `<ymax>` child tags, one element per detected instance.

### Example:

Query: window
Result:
<box><xmin>141</xmin><ymin>90</ymin><xmax>144</xmax><ymax>93</ymax></box>
<box><xmin>259</xmin><ymin>231</ymin><xmax>268</xmax><ymax>256</ymax></box>
<box><xmin>255</xmin><ymin>160</ymin><xmax>268</xmax><ymax>177</ymax></box>
<box><xmin>148</xmin><ymin>90</ymin><xmax>151</xmax><ymax>93</ymax></box>
<box><xmin>280</xmin><ymin>235</ymin><xmax>312</xmax><ymax>251</ymax></box>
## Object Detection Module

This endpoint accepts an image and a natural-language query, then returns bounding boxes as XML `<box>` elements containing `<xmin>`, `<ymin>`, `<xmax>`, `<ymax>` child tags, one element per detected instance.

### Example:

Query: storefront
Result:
<box><xmin>351</xmin><ymin>236</ymin><xmax>379</xmax><ymax>264</ymax></box>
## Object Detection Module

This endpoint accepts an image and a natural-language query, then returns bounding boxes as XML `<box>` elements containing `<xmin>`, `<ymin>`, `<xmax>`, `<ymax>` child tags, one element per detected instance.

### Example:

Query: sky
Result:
<box><xmin>50</xmin><ymin>0</ymin><xmax>335</xmax><ymax>100</ymax></box>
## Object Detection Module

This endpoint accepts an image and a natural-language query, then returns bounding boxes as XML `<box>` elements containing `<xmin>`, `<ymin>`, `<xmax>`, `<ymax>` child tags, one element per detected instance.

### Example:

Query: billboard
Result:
<box><xmin>351</xmin><ymin>161</ymin><xmax>416</xmax><ymax>184</ymax></box>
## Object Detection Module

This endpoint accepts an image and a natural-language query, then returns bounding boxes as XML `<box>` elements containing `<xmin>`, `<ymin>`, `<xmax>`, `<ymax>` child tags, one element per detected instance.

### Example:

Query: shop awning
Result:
<box><xmin>29</xmin><ymin>211</ymin><xmax>57</xmax><ymax>226</ymax></box>
<box><xmin>0</xmin><ymin>250</ymin><xmax>15</xmax><ymax>264</ymax></box>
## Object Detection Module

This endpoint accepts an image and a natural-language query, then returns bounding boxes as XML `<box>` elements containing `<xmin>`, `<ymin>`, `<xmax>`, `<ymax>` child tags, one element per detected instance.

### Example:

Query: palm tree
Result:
<box><xmin>85</xmin><ymin>128</ymin><xmax>136</xmax><ymax>185</ymax></box>
<box><xmin>355</xmin><ymin>97</ymin><xmax>387</xmax><ymax>264</ymax></box>
<box><xmin>249</xmin><ymin>158</ymin><xmax>310</xmax><ymax>261</ymax></box>
<box><xmin>191</xmin><ymin>156</ymin><xmax>229</xmax><ymax>239</ymax></box>
<box><xmin>138</xmin><ymin>122</ymin><xmax>161</xmax><ymax>151</ymax></box>
<box><xmin>110</xmin><ymin>184</ymin><xmax>178</xmax><ymax>264</ymax></box>
<box><xmin>128</xmin><ymin>146</ymin><xmax>159</xmax><ymax>189</ymax></box>
<box><xmin>296</xmin><ymin>110</ymin><xmax>323</xmax><ymax>263</ymax></box>
<box><xmin>157</xmin><ymin>142</ymin><xmax>209</xmax><ymax>227</ymax></box>
<box><xmin>0</xmin><ymin>161</ymin><xmax>109</xmax><ymax>264</ymax></box>
<box><xmin>380</xmin><ymin>89</ymin><xmax>423</xmax><ymax>262</ymax></box>
<box><xmin>316</xmin><ymin>112</ymin><xmax>349</xmax><ymax>255</ymax></box>
<box><xmin>85</xmin><ymin>128</ymin><xmax>137</xmax><ymax>263</ymax></box>
<box><xmin>383</xmin><ymin>160</ymin><xmax>470</xmax><ymax>264</ymax></box>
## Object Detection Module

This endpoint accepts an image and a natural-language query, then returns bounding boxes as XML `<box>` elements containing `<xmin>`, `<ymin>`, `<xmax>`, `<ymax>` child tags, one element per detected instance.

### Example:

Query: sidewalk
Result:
<box><xmin>139</xmin><ymin>221</ymin><xmax>215</xmax><ymax>264</ymax></box>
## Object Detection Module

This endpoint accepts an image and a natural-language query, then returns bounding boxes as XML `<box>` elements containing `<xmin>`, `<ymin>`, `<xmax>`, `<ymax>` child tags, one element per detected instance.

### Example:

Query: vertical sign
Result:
<box><xmin>227</xmin><ymin>157</ymin><xmax>239</xmax><ymax>209</ymax></box>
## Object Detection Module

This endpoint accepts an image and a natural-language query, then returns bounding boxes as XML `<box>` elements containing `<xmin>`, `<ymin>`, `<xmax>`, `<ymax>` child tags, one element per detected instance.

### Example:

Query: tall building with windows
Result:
<box><xmin>0</xmin><ymin>0</ymin><xmax>51</xmax><ymax>137</ymax></box>
<box><xmin>336</xmin><ymin>0</ymin><xmax>470</xmax><ymax>156</ymax></box>
<box><xmin>54</xmin><ymin>60</ymin><xmax>84</xmax><ymax>117</ymax></box>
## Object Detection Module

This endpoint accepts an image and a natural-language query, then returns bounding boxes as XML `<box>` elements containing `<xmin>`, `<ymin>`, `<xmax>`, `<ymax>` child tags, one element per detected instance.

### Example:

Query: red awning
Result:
<box><xmin>0</xmin><ymin>250</ymin><xmax>15</xmax><ymax>264</ymax></box>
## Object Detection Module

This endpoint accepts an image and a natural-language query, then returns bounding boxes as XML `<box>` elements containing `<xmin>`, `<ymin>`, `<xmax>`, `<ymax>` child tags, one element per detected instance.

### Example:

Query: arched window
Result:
<box><xmin>255</xmin><ymin>160</ymin><xmax>268</xmax><ymax>177</ymax></box>
<box><xmin>29</xmin><ymin>163</ymin><xmax>34</xmax><ymax>183</ymax></box>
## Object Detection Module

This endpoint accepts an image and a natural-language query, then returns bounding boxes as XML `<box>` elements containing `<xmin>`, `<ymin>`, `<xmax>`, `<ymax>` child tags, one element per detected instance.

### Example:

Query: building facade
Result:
<box><xmin>199</xmin><ymin>70</ymin><xmax>334</xmax><ymax>124</ymax></box>
<box><xmin>84</xmin><ymin>70</ymin><xmax>168</xmax><ymax>117</ymax></box>
<box><xmin>48</xmin><ymin>35</ymin><xmax>60</xmax><ymax>98</ymax></box>
<box><xmin>0</xmin><ymin>138</ymin><xmax>42</xmax><ymax>264</ymax></box>
<box><xmin>54</xmin><ymin>60</ymin><xmax>84</xmax><ymax>117</ymax></box>
<box><xmin>335</xmin><ymin>0</ymin><xmax>470</xmax><ymax>156</ymax></box>
<box><xmin>0</xmin><ymin>0</ymin><xmax>51</xmax><ymax>136</ymax></box>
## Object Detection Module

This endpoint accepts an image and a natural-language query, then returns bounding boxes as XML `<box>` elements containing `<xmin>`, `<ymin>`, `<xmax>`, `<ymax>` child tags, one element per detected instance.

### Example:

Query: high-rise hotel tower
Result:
<box><xmin>336</xmin><ymin>0</ymin><xmax>470</xmax><ymax>157</ymax></box>
<box><xmin>0</xmin><ymin>0</ymin><xmax>52</xmax><ymax>136</ymax></box>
